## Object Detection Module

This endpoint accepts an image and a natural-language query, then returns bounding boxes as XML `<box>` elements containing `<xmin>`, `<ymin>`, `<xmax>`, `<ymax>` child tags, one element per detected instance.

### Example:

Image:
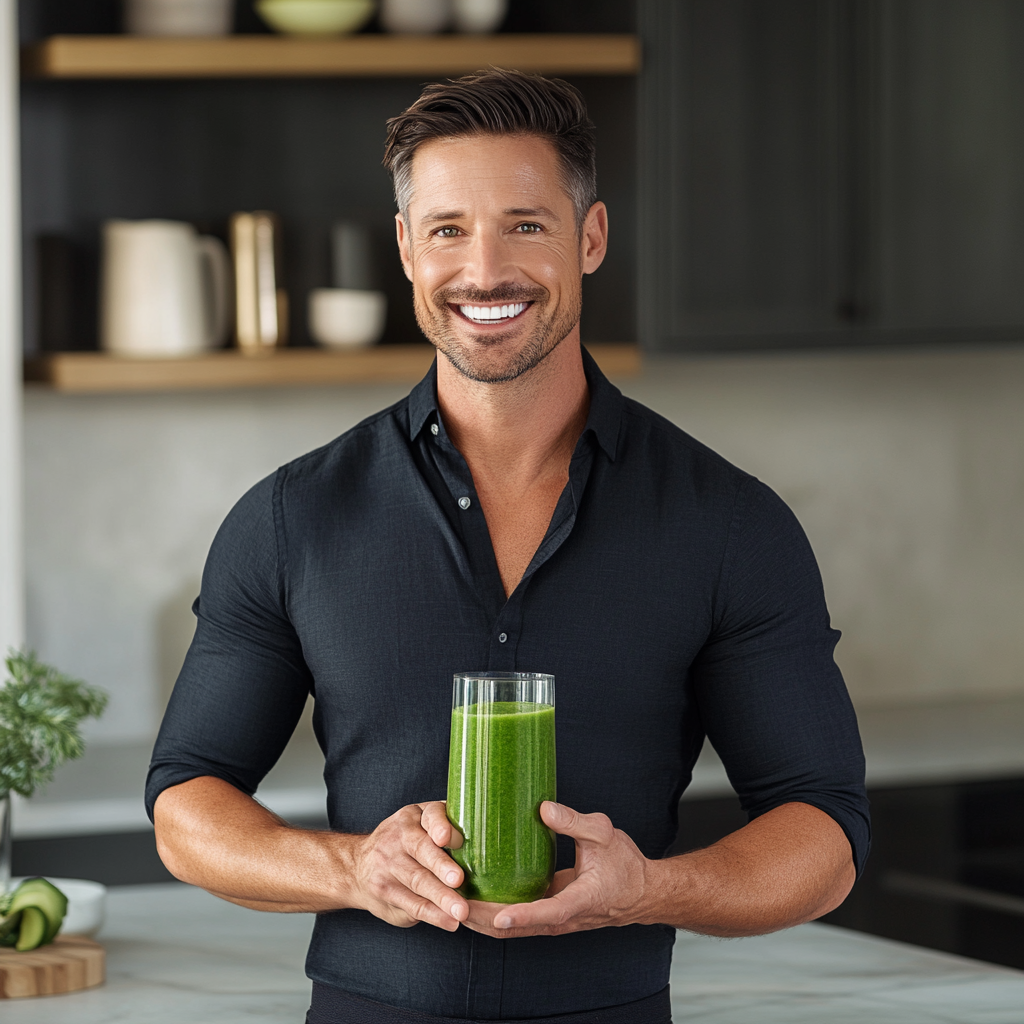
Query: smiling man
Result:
<box><xmin>148</xmin><ymin>71</ymin><xmax>869</xmax><ymax>1024</ymax></box>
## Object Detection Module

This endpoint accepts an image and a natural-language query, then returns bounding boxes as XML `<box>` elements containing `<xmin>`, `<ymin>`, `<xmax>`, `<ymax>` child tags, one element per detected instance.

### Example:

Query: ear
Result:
<box><xmin>396</xmin><ymin>213</ymin><xmax>413</xmax><ymax>283</ymax></box>
<box><xmin>580</xmin><ymin>202</ymin><xmax>608</xmax><ymax>276</ymax></box>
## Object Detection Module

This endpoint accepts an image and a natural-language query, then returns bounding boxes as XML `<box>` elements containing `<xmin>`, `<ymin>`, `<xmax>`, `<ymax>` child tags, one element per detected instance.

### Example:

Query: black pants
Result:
<box><xmin>306</xmin><ymin>983</ymin><xmax>673</xmax><ymax>1024</ymax></box>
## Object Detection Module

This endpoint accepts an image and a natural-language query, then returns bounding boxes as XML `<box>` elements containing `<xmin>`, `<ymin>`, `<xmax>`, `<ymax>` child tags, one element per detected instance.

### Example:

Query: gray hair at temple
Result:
<box><xmin>382</xmin><ymin>68</ymin><xmax>598</xmax><ymax>233</ymax></box>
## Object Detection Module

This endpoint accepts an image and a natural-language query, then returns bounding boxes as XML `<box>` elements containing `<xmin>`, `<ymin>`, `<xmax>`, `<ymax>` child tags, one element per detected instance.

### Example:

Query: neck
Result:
<box><xmin>436</xmin><ymin>329</ymin><xmax>589</xmax><ymax>484</ymax></box>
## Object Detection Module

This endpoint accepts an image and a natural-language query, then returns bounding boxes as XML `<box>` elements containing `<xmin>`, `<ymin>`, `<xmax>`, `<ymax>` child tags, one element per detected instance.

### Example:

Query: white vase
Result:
<box><xmin>451</xmin><ymin>0</ymin><xmax>505</xmax><ymax>33</ymax></box>
<box><xmin>380</xmin><ymin>0</ymin><xmax>449</xmax><ymax>34</ymax></box>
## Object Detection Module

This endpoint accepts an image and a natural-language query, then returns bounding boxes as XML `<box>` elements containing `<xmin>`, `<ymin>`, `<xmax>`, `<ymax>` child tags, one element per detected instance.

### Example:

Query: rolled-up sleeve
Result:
<box><xmin>692</xmin><ymin>477</ymin><xmax>871</xmax><ymax>875</ymax></box>
<box><xmin>145</xmin><ymin>471</ymin><xmax>313</xmax><ymax>821</ymax></box>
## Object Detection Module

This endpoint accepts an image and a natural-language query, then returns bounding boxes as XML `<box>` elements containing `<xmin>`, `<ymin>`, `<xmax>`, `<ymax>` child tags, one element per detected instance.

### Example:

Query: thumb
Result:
<box><xmin>541</xmin><ymin>802</ymin><xmax>615</xmax><ymax>845</ymax></box>
<box><xmin>541</xmin><ymin>800</ymin><xmax>572</xmax><ymax>831</ymax></box>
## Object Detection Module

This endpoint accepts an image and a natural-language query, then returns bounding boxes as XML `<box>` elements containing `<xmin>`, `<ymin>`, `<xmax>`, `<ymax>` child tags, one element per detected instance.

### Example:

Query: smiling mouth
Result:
<box><xmin>453</xmin><ymin>302</ymin><xmax>532</xmax><ymax>325</ymax></box>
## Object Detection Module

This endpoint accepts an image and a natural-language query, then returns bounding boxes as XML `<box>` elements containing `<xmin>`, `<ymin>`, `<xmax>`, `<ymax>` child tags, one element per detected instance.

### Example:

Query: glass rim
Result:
<box><xmin>453</xmin><ymin>671</ymin><xmax>554</xmax><ymax>682</ymax></box>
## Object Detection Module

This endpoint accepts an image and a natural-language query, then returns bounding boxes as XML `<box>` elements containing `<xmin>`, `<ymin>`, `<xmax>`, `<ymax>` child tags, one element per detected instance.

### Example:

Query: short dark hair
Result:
<box><xmin>383</xmin><ymin>68</ymin><xmax>597</xmax><ymax>230</ymax></box>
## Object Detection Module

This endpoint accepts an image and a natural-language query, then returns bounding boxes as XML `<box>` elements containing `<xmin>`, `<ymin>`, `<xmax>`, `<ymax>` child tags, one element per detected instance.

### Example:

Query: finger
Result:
<box><xmin>391</xmin><ymin>888</ymin><xmax>459</xmax><ymax>931</ymax></box>
<box><xmin>463</xmin><ymin>898</ymin><xmax>508</xmax><ymax>925</ymax></box>
<box><xmin>420</xmin><ymin>801</ymin><xmax>463</xmax><ymax>850</ymax></box>
<box><xmin>461</xmin><ymin>897</ymin><xmax>571</xmax><ymax>939</ymax></box>
<box><xmin>393</xmin><ymin>854</ymin><xmax>468</xmax><ymax>927</ymax></box>
<box><xmin>447</xmin><ymin>823</ymin><xmax>464</xmax><ymax>850</ymax></box>
<box><xmin>540</xmin><ymin>802</ymin><xmax>614</xmax><ymax>844</ymax></box>
<box><xmin>491</xmin><ymin>885</ymin><xmax>592</xmax><ymax>931</ymax></box>
<box><xmin>460</xmin><ymin>917</ymin><xmax>555</xmax><ymax>939</ymax></box>
<box><xmin>544</xmin><ymin>868</ymin><xmax>576</xmax><ymax>898</ymax></box>
<box><xmin>461</xmin><ymin>899</ymin><xmax>546</xmax><ymax>939</ymax></box>
<box><xmin>366</xmin><ymin>860</ymin><xmax>458</xmax><ymax>933</ymax></box>
<box><xmin>407</xmin><ymin>824</ymin><xmax>466</xmax><ymax>890</ymax></box>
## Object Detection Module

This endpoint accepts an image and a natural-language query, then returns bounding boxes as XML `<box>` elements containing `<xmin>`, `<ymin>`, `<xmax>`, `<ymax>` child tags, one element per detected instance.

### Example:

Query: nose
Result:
<box><xmin>459</xmin><ymin>230</ymin><xmax>516</xmax><ymax>293</ymax></box>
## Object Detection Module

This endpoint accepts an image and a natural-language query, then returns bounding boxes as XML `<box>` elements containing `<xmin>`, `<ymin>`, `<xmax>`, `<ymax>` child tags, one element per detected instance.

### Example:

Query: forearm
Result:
<box><xmin>639</xmin><ymin>802</ymin><xmax>856</xmax><ymax>936</ymax></box>
<box><xmin>153</xmin><ymin>776</ymin><xmax>359</xmax><ymax>913</ymax></box>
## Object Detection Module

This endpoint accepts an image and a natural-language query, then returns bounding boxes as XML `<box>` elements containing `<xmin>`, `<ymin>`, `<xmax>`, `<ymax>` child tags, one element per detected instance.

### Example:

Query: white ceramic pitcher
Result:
<box><xmin>100</xmin><ymin>220</ymin><xmax>232</xmax><ymax>357</ymax></box>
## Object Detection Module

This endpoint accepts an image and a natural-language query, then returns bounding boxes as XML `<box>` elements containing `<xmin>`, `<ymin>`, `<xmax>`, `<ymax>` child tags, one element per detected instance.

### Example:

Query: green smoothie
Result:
<box><xmin>446</xmin><ymin>700</ymin><xmax>556</xmax><ymax>904</ymax></box>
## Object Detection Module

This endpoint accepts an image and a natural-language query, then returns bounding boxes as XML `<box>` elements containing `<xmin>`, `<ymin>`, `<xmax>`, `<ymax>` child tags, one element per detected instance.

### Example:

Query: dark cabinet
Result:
<box><xmin>639</xmin><ymin>0</ymin><xmax>1024</xmax><ymax>350</ymax></box>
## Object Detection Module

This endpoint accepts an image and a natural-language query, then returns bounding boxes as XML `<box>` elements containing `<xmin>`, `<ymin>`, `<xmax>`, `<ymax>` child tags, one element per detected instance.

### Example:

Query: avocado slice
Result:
<box><xmin>6</xmin><ymin>878</ymin><xmax>68</xmax><ymax>945</ymax></box>
<box><xmin>14</xmin><ymin>906</ymin><xmax>47</xmax><ymax>951</ymax></box>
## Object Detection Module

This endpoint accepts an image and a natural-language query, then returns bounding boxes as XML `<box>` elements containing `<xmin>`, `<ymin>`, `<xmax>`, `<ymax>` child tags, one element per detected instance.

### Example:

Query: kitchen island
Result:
<box><xmin>2</xmin><ymin>883</ymin><xmax>1023</xmax><ymax>1022</ymax></box>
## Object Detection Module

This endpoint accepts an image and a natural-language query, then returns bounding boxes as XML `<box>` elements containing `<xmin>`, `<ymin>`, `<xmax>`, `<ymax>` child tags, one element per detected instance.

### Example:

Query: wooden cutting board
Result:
<box><xmin>0</xmin><ymin>935</ymin><xmax>104</xmax><ymax>998</ymax></box>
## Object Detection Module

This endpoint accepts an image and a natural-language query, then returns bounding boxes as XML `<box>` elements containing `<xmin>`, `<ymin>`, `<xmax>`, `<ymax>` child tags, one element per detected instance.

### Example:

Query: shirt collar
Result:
<box><xmin>407</xmin><ymin>356</ymin><xmax>440</xmax><ymax>442</ymax></box>
<box><xmin>406</xmin><ymin>345</ymin><xmax>624</xmax><ymax>462</ymax></box>
<box><xmin>579</xmin><ymin>345</ymin><xmax>623</xmax><ymax>462</ymax></box>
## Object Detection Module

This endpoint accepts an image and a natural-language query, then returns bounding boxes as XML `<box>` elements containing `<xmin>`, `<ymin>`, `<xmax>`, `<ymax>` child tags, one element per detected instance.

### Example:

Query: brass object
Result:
<box><xmin>230</xmin><ymin>211</ymin><xmax>287</xmax><ymax>354</ymax></box>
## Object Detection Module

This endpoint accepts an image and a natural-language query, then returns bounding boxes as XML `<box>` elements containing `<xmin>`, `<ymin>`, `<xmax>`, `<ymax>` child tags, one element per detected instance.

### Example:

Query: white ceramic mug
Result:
<box><xmin>309</xmin><ymin>288</ymin><xmax>386</xmax><ymax>348</ymax></box>
<box><xmin>100</xmin><ymin>220</ymin><xmax>232</xmax><ymax>357</ymax></box>
<box><xmin>124</xmin><ymin>0</ymin><xmax>235</xmax><ymax>36</ymax></box>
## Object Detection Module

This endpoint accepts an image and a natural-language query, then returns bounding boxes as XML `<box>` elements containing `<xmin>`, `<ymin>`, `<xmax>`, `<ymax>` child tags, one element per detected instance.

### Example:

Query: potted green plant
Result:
<box><xmin>0</xmin><ymin>649</ymin><xmax>108</xmax><ymax>896</ymax></box>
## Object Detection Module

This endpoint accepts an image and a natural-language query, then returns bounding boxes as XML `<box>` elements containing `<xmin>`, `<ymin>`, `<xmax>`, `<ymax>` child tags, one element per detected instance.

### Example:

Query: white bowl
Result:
<box><xmin>256</xmin><ymin>0</ymin><xmax>375</xmax><ymax>35</ymax></box>
<box><xmin>10</xmin><ymin>877</ymin><xmax>107</xmax><ymax>938</ymax></box>
<box><xmin>309</xmin><ymin>288</ymin><xmax>387</xmax><ymax>348</ymax></box>
<box><xmin>452</xmin><ymin>0</ymin><xmax>505</xmax><ymax>33</ymax></box>
<box><xmin>124</xmin><ymin>0</ymin><xmax>235</xmax><ymax>36</ymax></box>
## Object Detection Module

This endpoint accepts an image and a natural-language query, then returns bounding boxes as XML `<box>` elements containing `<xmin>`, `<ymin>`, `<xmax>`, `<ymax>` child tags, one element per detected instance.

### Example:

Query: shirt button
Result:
<box><xmin>498</xmin><ymin>633</ymin><xmax>507</xmax><ymax>643</ymax></box>
<box><xmin>458</xmin><ymin>496</ymin><xmax>471</xmax><ymax>510</ymax></box>
<box><xmin>430</xmin><ymin>423</ymin><xmax>439</xmax><ymax>436</ymax></box>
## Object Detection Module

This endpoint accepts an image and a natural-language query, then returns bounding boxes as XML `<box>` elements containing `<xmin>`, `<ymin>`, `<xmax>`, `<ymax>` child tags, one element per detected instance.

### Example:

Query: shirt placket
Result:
<box><xmin>424</xmin><ymin>417</ymin><xmax>506</xmax><ymax>620</ymax></box>
<box><xmin>426</xmin><ymin>414</ymin><xmax>597</xmax><ymax>1020</ymax></box>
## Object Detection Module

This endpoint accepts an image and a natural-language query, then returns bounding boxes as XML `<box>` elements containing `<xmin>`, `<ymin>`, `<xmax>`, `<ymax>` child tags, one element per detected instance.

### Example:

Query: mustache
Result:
<box><xmin>434</xmin><ymin>283</ymin><xmax>548</xmax><ymax>306</ymax></box>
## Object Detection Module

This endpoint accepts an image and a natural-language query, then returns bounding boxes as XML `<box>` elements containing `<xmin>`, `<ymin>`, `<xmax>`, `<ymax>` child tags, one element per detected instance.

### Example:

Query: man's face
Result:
<box><xmin>396</xmin><ymin>133</ymin><xmax>607</xmax><ymax>384</ymax></box>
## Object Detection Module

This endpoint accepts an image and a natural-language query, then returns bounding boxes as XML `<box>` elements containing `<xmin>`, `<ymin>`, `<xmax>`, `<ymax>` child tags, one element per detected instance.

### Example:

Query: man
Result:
<box><xmin>148</xmin><ymin>70</ymin><xmax>869</xmax><ymax>1023</ymax></box>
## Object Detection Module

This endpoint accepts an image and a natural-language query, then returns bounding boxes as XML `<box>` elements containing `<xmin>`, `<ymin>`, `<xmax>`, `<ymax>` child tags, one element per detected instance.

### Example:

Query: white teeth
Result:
<box><xmin>457</xmin><ymin>302</ymin><xmax>528</xmax><ymax>323</ymax></box>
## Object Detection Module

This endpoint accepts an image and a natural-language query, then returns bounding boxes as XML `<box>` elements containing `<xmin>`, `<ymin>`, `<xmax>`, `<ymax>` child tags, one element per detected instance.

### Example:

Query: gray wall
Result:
<box><xmin>24</xmin><ymin>345</ymin><xmax>1024</xmax><ymax>744</ymax></box>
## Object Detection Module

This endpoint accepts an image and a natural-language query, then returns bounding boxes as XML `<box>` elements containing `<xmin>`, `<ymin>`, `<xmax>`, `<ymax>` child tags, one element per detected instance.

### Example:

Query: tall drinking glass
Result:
<box><xmin>446</xmin><ymin>672</ymin><xmax>556</xmax><ymax>904</ymax></box>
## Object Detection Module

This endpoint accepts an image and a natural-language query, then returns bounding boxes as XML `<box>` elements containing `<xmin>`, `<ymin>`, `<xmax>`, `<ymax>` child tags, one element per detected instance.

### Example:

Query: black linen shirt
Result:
<box><xmin>147</xmin><ymin>347</ymin><xmax>869</xmax><ymax>1020</ymax></box>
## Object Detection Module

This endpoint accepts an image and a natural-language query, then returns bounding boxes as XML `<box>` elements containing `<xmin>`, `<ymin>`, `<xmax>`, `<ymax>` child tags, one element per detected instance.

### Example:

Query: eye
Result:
<box><xmin>515</xmin><ymin>223</ymin><xmax>543</xmax><ymax>234</ymax></box>
<box><xmin>435</xmin><ymin>226</ymin><xmax>460</xmax><ymax>238</ymax></box>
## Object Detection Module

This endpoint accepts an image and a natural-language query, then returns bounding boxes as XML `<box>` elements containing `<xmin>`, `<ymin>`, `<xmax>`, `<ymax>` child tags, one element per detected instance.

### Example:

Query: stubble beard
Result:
<box><xmin>414</xmin><ymin>283</ymin><xmax>582</xmax><ymax>384</ymax></box>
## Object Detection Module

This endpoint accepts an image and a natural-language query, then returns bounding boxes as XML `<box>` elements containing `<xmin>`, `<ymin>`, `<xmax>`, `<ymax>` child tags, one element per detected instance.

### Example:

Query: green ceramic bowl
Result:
<box><xmin>255</xmin><ymin>0</ymin><xmax>375</xmax><ymax>36</ymax></box>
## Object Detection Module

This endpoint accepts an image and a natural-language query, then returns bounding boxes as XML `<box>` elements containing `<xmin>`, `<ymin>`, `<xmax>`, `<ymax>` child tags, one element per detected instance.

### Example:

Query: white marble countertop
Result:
<box><xmin>3</xmin><ymin>883</ymin><xmax>1024</xmax><ymax>1023</ymax></box>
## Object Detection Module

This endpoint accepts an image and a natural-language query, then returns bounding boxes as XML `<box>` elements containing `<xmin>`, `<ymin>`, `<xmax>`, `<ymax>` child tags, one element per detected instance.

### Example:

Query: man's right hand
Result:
<box><xmin>346</xmin><ymin>801</ymin><xmax>468</xmax><ymax>931</ymax></box>
<box><xmin>154</xmin><ymin>778</ymin><xmax>468</xmax><ymax>930</ymax></box>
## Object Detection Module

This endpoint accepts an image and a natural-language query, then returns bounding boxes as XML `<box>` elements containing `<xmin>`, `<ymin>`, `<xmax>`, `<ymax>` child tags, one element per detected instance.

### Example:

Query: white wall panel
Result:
<box><xmin>0</xmin><ymin>0</ymin><xmax>23</xmax><ymax>654</ymax></box>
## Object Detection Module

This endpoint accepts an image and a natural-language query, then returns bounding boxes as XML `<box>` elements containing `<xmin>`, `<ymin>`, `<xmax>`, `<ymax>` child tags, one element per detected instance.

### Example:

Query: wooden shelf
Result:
<box><xmin>21</xmin><ymin>34</ymin><xmax>640</xmax><ymax>79</ymax></box>
<box><xmin>24</xmin><ymin>344</ymin><xmax>641</xmax><ymax>394</ymax></box>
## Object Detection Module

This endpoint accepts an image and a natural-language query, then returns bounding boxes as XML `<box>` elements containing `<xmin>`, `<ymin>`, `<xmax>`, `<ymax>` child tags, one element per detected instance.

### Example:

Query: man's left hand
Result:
<box><xmin>462</xmin><ymin>801</ymin><xmax>654</xmax><ymax>938</ymax></box>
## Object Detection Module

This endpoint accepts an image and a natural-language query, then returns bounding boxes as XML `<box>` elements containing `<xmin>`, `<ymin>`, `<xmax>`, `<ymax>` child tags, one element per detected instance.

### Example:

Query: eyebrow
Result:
<box><xmin>505</xmin><ymin>206</ymin><xmax>560</xmax><ymax>220</ymax></box>
<box><xmin>418</xmin><ymin>206</ymin><xmax>562</xmax><ymax>224</ymax></box>
<box><xmin>421</xmin><ymin>210</ymin><xmax>465</xmax><ymax>223</ymax></box>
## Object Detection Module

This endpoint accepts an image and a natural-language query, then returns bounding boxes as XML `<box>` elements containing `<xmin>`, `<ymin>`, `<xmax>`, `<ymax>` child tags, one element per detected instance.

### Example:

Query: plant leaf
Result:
<box><xmin>0</xmin><ymin>649</ymin><xmax>108</xmax><ymax>799</ymax></box>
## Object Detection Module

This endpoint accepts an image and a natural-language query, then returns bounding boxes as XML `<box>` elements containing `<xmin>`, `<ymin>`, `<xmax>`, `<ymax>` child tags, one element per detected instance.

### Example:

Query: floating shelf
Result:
<box><xmin>24</xmin><ymin>343</ymin><xmax>641</xmax><ymax>394</ymax></box>
<box><xmin>21</xmin><ymin>34</ymin><xmax>640</xmax><ymax>79</ymax></box>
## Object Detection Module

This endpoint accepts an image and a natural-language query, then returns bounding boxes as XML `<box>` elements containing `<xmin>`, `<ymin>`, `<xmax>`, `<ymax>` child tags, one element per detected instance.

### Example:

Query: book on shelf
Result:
<box><xmin>230</xmin><ymin>211</ymin><xmax>288</xmax><ymax>354</ymax></box>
